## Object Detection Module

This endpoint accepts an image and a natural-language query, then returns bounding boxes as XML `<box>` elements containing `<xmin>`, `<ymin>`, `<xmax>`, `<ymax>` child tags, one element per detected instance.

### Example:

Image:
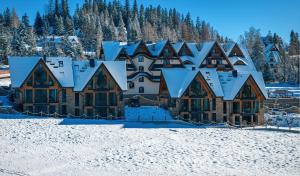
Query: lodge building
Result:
<box><xmin>9</xmin><ymin>40</ymin><xmax>267</xmax><ymax>125</ymax></box>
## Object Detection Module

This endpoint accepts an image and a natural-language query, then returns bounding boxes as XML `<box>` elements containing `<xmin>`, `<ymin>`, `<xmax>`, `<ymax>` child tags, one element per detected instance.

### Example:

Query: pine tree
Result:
<box><xmin>55</xmin><ymin>15</ymin><xmax>64</xmax><ymax>35</ymax></box>
<box><xmin>55</xmin><ymin>0</ymin><xmax>60</xmax><ymax>17</ymax></box>
<box><xmin>0</xmin><ymin>27</ymin><xmax>11</xmax><ymax>62</ymax></box>
<box><xmin>64</xmin><ymin>16</ymin><xmax>74</xmax><ymax>35</ymax></box>
<box><xmin>34</xmin><ymin>11</ymin><xmax>44</xmax><ymax>36</ymax></box>
<box><xmin>117</xmin><ymin>13</ymin><xmax>127</xmax><ymax>42</ymax></box>
<box><xmin>22</xmin><ymin>13</ymin><xmax>30</xmax><ymax>28</ymax></box>
<box><xmin>61</xmin><ymin>0</ymin><xmax>69</xmax><ymax>18</ymax></box>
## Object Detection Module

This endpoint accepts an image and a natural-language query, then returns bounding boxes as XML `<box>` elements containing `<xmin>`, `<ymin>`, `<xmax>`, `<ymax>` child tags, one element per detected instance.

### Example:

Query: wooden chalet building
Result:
<box><xmin>9</xmin><ymin>56</ymin><xmax>127</xmax><ymax>118</ymax></box>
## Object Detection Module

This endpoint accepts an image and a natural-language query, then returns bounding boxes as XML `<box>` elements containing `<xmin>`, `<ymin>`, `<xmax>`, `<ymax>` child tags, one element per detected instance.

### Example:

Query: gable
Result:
<box><xmin>134</xmin><ymin>41</ymin><xmax>152</xmax><ymax>56</ymax></box>
<box><xmin>229</xmin><ymin>44</ymin><xmax>245</xmax><ymax>58</ymax></box>
<box><xmin>178</xmin><ymin>42</ymin><xmax>194</xmax><ymax>57</ymax></box>
<box><xmin>21</xmin><ymin>59</ymin><xmax>61</xmax><ymax>88</ymax></box>
<box><xmin>183</xmin><ymin>72</ymin><xmax>215</xmax><ymax>98</ymax></box>
<box><xmin>83</xmin><ymin>64</ymin><xmax>120</xmax><ymax>91</ymax></box>
<box><xmin>235</xmin><ymin>76</ymin><xmax>266</xmax><ymax>100</ymax></box>
<box><xmin>158</xmin><ymin>41</ymin><xmax>178</xmax><ymax>58</ymax></box>
<box><xmin>200</xmin><ymin>42</ymin><xmax>234</xmax><ymax>70</ymax></box>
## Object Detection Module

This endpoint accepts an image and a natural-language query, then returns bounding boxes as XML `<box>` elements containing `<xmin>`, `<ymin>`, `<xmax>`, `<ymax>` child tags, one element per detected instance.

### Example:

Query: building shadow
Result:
<box><xmin>59</xmin><ymin>118</ymin><xmax>202</xmax><ymax>129</ymax></box>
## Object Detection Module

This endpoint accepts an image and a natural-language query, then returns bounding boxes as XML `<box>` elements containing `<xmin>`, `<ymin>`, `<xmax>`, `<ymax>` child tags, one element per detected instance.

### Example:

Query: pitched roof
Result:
<box><xmin>9</xmin><ymin>56</ymin><xmax>127</xmax><ymax>91</ymax></box>
<box><xmin>9</xmin><ymin>56</ymin><xmax>74</xmax><ymax>88</ymax></box>
<box><xmin>193</xmin><ymin>41</ymin><xmax>216</xmax><ymax>67</ymax></box>
<box><xmin>8</xmin><ymin>56</ymin><xmax>40</xmax><ymax>88</ymax></box>
<box><xmin>73</xmin><ymin>60</ymin><xmax>127</xmax><ymax>91</ymax></box>
<box><xmin>147</xmin><ymin>40</ymin><xmax>168</xmax><ymax>57</ymax></box>
<box><xmin>172</xmin><ymin>42</ymin><xmax>185</xmax><ymax>53</ymax></box>
<box><xmin>124</xmin><ymin>41</ymin><xmax>141</xmax><ymax>56</ymax></box>
<box><xmin>102</xmin><ymin>41</ymin><xmax>124</xmax><ymax>61</ymax></box>
<box><xmin>161</xmin><ymin>68</ymin><xmax>198</xmax><ymax>98</ymax></box>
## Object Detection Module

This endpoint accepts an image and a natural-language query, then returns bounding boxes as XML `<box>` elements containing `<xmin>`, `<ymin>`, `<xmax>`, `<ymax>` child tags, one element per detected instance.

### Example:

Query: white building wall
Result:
<box><xmin>124</xmin><ymin>76</ymin><xmax>160</xmax><ymax>95</ymax></box>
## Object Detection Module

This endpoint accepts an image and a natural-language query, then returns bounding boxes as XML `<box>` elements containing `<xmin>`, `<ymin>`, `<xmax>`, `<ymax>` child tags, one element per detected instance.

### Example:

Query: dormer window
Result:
<box><xmin>138</xmin><ymin>56</ymin><xmax>144</xmax><ymax>62</ymax></box>
<box><xmin>59</xmin><ymin>61</ymin><xmax>63</xmax><ymax>67</ymax></box>
<box><xmin>139</xmin><ymin>66</ymin><xmax>144</xmax><ymax>72</ymax></box>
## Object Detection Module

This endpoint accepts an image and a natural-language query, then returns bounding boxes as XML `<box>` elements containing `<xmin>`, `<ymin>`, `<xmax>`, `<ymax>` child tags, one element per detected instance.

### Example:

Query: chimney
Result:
<box><xmin>192</xmin><ymin>66</ymin><xmax>196</xmax><ymax>70</ymax></box>
<box><xmin>89</xmin><ymin>59</ymin><xmax>95</xmax><ymax>67</ymax></box>
<box><xmin>232</xmin><ymin>70</ymin><xmax>238</xmax><ymax>77</ymax></box>
<box><xmin>43</xmin><ymin>55</ymin><xmax>47</xmax><ymax>62</ymax></box>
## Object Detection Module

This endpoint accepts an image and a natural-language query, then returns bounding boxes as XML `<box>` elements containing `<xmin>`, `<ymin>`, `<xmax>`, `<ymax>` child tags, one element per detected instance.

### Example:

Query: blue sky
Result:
<box><xmin>1</xmin><ymin>0</ymin><xmax>299</xmax><ymax>42</ymax></box>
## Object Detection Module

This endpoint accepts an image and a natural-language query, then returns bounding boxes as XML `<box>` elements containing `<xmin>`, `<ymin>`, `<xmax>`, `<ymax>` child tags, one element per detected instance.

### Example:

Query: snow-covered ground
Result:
<box><xmin>0</xmin><ymin>114</ymin><xmax>299</xmax><ymax>176</ymax></box>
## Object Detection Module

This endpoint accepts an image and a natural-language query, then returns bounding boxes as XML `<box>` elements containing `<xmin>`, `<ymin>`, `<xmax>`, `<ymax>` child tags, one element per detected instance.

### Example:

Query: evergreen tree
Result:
<box><xmin>61</xmin><ymin>0</ymin><xmax>70</xmax><ymax>18</ymax></box>
<box><xmin>54</xmin><ymin>15</ymin><xmax>64</xmax><ymax>35</ymax></box>
<box><xmin>34</xmin><ymin>11</ymin><xmax>44</xmax><ymax>36</ymax></box>
<box><xmin>21</xmin><ymin>13</ymin><xmax>30</xmax><ymax>28</ymax></box>
<box><xmin>117</xmin><ymin>13</ymin><xmax>127</xmax><ymax>42</ymax></box>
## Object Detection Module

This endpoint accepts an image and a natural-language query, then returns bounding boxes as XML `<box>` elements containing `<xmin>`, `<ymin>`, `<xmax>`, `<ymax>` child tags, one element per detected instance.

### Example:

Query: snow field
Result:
<box><xmin>0</xmin><ymin>115</ymin><xmax>299</xmax><ymax>176</ymax></box>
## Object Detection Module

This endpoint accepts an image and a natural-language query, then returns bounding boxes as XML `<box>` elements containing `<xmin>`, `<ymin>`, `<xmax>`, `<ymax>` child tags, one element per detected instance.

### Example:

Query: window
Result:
<box><xmin>27</xmin><ymin>76</ymin><xmax>33</xmax><ymax>86</ymax></box>
<box><xmin>61</xmin><ymin>105</ymin><xmax>67</xmax><ymax>115</ymax></box>
<box><xmin>203</xmin><ymin>99</ymin><xmax>210</xmax><ymax>111</ymax></box>
<box><xmin>25</xmin><ymin>89</ymin><xmax>33</xmax><ymax>103</ymax></box>
<box><xmin>203</xmin><ymin>113</ymin><xmax>209</xmax><ymax>122</ymax></box>
<box><xmin>212</xmin><ymin>98</ymin><xmax>216</xmax><ymax>110</ymax></box>
<box><xmin>25</xmin><ymin>106</ymin><xmax>33</xmax><ymax>113</ymax></box>
<box><xmin>59</xmin><ymin>61</ymin><xmax>63</xmax><ymax>67</ymax></box>
<box><xmin>49</xmin><ymin>89</ymin><xmax>57</xmax><ymax>103</ymax></box>
<box><xmin>95</xmin><ymin>93</ymin><xmax>107</xmax><ymax>106</ymax></box>
<box><xmin>211</xmin><ymin>59</ymin><xmax>217</xmax><ymax>64</ymax></box>
<box><xmin>62</xmin><ymin>89</ymin><xmax>66</xmax><ymax>103</ymax></box>
<box><xmin>87</xmin><ymin>109</ymin><xmax>94</xmax><ymax>117</ymax></box>
<box><xmin>109</xmin><ymin>108</ymin><xmax>116</xmax><ymax>117</ymax></box>
<box><xmin>129</xmin><ymin>82</ymin><xmax>134</xmax><ymax>88</ymax></box>
<box><xmin>242</xmin><ymin>101</ymin><xmax>251</xmax><ymax>113</ymax></box>
<box><xmin>87</xmin><ymin>80</ymin><xmax>94</xmax><ymax>89</ymax></box>
<box><xmin>139</xmin><ymin>77</ymin><xmax>144</xmax><ymax>82</ymax></box>
<box><xmin>223</xmin><ymin>102</ymin><xmax>227</xmax><ymax>114</ymax></box>
<box><xmin>109</xmin><ymin>92</ymin><xmax>117</xmax><ymax>106</ymax></box>
<box><xmin>85</xmin><ymin>93</ymin><xmax>93</xmax><ymax>106</ymax></box>
<box><xmin>48</xmin><ymin>76</ymin><xmax>54</xmax><ymax>86</ymax></box>
<box><xmin>139</xmin><ymin>87</ymin><xmax>144</xmax><ymax>93</ymax></box>
<box><xmin>233</xmin><ymin>102</ymin><xmax>240</xmax><ymax>113</ymax></box>
<box><xmin>180</xmin><ymin>99</ymin><xmax>189</xmax><ymax>112</ymax></box>
<box><xmin>168</xmin><ymin>98</ymin><xmax>176</xmax><ymax>108</ymax></box>
<box><xmin>253</xmin><ymin>101</ymin><xmax>259</xmax><ymax>113</ymax></box>
<box><xmin>242</xmin><ymin>84</ymin><xmax>252</xmax><ymax>98</ymax></box>
<box><xmin>34</xmin><ymin>90</ymin><xmax>47</xmax><ymax>103</ymax></box>
<box><xmin>96</xmin><ymin>107</ymin><xmax>107</xmax><ymax>117</ymax></box>
<box><xmin>139</xmin><ymin>66</ymin><xmax>144</xmax><ymax>72</ymax></box>
<box><xmin>212</xmin><ymin>113</ymin><xmax>217</xmax><ymax>122</ymax></box>
<box><xmin>75</xmin><ymin>93</ymin><xmax>79</xmax><ymax>106</ymax></box>
<box><xmin>96</xmin><ymin>70</ymin><xmax>110</xmax><ymax>90</ymax></box>
<box><xmin>235</xmin><ymin>116</ymin><xmax>240</xmax><ymax>125</ymax></box>
<box><xmin>49</xmin><ymin>105</ymin><xmax>56</xmax><ymax>114</ymax></box>
<box><xmin>223</xmin><ymin>116</ymin><xmax>227</xmax><ymax>122</ymax></box>
<box><xmin>35</xmin><ymin>105</ymin><xmax>47</xmax><ymax>113</ymax></box>
<box><xmin>75</xmin><ymin>108</ymin><xmax>80</xmax><ymax>116</ymax></box>
<box><xmin>34</xmin><ymin>64</ymin><xmax>47</xmax><ymax>86</ymax></box>
<box><xmin>191</xmin><ymin>99</ymin><xmax>201</xmax><ymax>112</ymax></box>
<box><xmin>138</xmin><ymin>56</ymin><xmax>144</xmax><ymax>62</ymax></box>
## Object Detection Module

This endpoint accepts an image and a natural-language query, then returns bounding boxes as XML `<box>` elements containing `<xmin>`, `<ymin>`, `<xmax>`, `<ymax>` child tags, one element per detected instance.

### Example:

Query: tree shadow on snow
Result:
<box><xmin>245</xmin><ymin>127</ymin><xmax>300</xmax><ymax>134</ymax></box>
<box><xmin>59</xmin><ymin>118</ymin><xmax>202</xmax><ymax>129</ymax></box>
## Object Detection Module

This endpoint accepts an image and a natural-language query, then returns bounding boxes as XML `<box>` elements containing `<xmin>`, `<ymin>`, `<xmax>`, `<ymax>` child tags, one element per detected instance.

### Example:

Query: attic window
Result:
<box><xmin>138</xmin><ymin>56</ymin><xmax>144</xmax><ymax>62</ymax></box>
<box><xmin>59</xmin><ymin>61</ymin><xmax>63</xmax><ymax>67</ymax></box>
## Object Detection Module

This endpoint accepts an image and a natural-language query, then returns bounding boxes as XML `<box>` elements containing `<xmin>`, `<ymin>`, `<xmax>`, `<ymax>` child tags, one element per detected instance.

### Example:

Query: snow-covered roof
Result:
<box><xmin>45</xmin><ymin>57</ymin><xmax>74</xmax><ymax>87</ymax></box>
<box><xmin>73</xmin><ymin>60</ymin><xmax>127</xmax><ymax>91</ymax></box>
<box><xmin>102</xmin><ymin>41</ymin><xmax>124</xmax><ymax>61</ymax></box>
<box><xmin>172</xmin><ymin>42</ymin><xmax>185</xmax><ymax>53</ymax></box>
<box><xmin>9</xmin><ymin>56</ymin><xmax>74</xmax><ymax>88</ymax></box>
<box><xmin>199</xmin><ymin>68</ymin><xmax>223</xmax><ymax>97</ymax></box>
<box><xmin>193</xmin><ymin>41</ymin><xmax>216</xmax><ymax>67</ymax></box>
<box><xmin>9</xmin><ymin>56</ymin><xmax>40</xmax><ymax>88</ymax></box>
<box><xmin>9</xmin><ymin>56</ymin><xmax>127</xmax><ymax>91</ymax></box>
<box><xmin>218</xmin><ymin>71</ymin><xmax>267</xmax><ymax>100</ymax></box>
<box><xmin>147</xmin><ymin>40</ymin><xmax>168</xmax><ymax>57</ymax></box>
<box><xmin>161</xmin><ymin>68</ymin><xmax>198</xmax><ymax>98</ymax></box>
<box><xmin>221</xmin><ymin>42</ymin><xmax>236</xmax><ymax>56</ymax></box>
<box><xmin>67</xmin><ymin>36</ymin><xmax>80</xmax><ymax>44</ymax></box>
<box><xmin>124</xmin><ymin>41</ymin><xmax>141</xmax><ymax>56</ymax></box>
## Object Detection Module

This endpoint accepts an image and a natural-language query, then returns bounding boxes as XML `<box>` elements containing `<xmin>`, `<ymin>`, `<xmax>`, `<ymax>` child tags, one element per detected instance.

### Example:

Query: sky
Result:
<box><xmin>1</xmin><ymin>0</ymin><xmax>299</xmax><ymax>42</ymax></box>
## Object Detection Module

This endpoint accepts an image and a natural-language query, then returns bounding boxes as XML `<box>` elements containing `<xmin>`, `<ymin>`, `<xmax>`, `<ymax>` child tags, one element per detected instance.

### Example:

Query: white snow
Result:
<box><xmin>0</xmin><ymin>114</ymin><xmax>299</xmax><ymax>176</ymax></box>
<box><xmin>0</xmin><ymin>78</ymin><xmax>11</xmax><ymax>87</ymax></box>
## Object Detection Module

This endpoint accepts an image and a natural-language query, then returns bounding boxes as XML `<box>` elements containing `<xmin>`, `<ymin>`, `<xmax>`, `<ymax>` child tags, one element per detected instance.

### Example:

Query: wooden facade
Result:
<box><xmin>159</xmin><ymin>73</ymin><xmax>266</xmax><ymax>126</ymax></box>
<box><xmin>14</xmin><ymin>60</ymin><xmax>125</xmax><ymax>118</ymax></box>
<box><xmin>15</xmin><ymin>59</ymin><xmax>67</xmax><ymax>114</ymax></box>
